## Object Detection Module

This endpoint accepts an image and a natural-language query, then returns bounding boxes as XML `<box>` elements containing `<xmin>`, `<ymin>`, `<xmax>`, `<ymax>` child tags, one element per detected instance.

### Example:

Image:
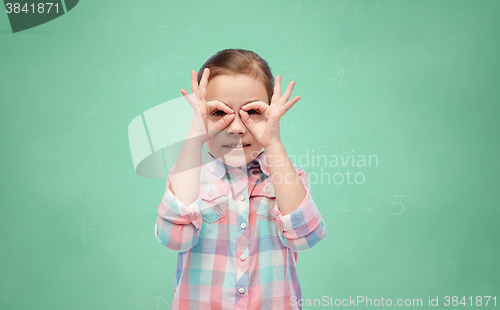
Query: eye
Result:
<box><xmin>247</xmin><ymin>109</ymin><xmax>259</xmax><ymax>115</ymax></box>
<box><xmin>212</xmin><ymin>110</ymin><xmax>226</xmax><ymax>117</ymax></box>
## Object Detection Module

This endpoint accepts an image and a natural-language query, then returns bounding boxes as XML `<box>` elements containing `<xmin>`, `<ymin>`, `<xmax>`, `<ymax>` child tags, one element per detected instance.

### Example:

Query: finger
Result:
<box><xmin>281</xmin><ymin>81</ymin><xmax>296</xmax><ymax>103</ymax></box>
<box><xmin>199</xmin><ymin>68</ymin><xmax>210</xmax><ymax>102</ymax></box>
<box><xmin>241</xmin><ymin>101</ymin><xmax>268</xmax><ymax>113</ymax></box>
<box><xmin>239</xmin><ymin>109</ymin><xmax>256</xmax><ymax>130</ymax></box>
<box><xmin>180</xmin><ymin>89</ymin><xmax>199</xmax><ymax>111</ymax></box>
<box><xmin>214</xmin><ymin>113</ymin><xmax>235</xmax><ymax>131</ymax></box>
<box><xmin>190</xmin><ymin>70</ymin><xmax>200</xmax><ymax>101</ymax></box>
<box><xmin>207</xmin><ymin>100</ymin><xmax>234</xmax><ymax>114</ymax></box>
<box><xmin>271</xmin><ymin>75</ymin><xmax>281</xmax><ymax>105</ymax></box>
<box><xmin>282</xmin><ymin>96</ymin><xmax>301</xmax><ymax>113</ymax></box>
<box><xmin>180</xmin><ymin>88</ymin><xmax>191</xmax><ymax>99</ymax></box>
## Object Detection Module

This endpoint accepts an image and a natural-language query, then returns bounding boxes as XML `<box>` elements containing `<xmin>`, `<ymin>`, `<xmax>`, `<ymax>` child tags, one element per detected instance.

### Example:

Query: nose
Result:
<box><xmin>226</xmin><ymin>113</ymin><xmax>246</xmax><ymax>136</ymax></box>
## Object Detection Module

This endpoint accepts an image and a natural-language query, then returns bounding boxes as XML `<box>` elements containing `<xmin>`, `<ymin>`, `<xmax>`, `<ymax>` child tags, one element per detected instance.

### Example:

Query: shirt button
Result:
<box><xmin>238</xmin><ymin>287</ymin><xmax>245</xmax><ymax>294</ymax></box>
<box><xmin>240</xmin><ymin>254</ymin><xmax>246</xmax><ymax>261</ymax></box>
<box><xmin>240</xmin><ymin>222</ymin><xmax>247</xmax><ymax>229</ymax></box>
<box><xmin>239</xmin><ymin>194</ymin><xmax>245</xmax><ymax>201</ymax></box>
<box><xmin>237</xmin><ymin>175</ymin><xmax>242</xmax><ymax>180</ymax></box>
<box><xmin>208</xmin><ymin>189</ymin><xmax>213</xmax><ymax>197</ymax></box>
<box><xmin>265</xmin><ymin>187</ymin><xmax>271</xmax><ymax>193</ymax></box>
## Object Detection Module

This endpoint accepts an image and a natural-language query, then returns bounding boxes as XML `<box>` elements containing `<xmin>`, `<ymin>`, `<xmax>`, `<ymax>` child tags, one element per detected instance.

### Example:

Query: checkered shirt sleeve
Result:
<box><xmin>155</xmin><ymin>165</ymin><xmax>203</xmax><ymax>252</ymax></box>
<box><xmin>274</xmin><ymin>166</ymin><xmax>326</xmax><ymax>252</ymax></box>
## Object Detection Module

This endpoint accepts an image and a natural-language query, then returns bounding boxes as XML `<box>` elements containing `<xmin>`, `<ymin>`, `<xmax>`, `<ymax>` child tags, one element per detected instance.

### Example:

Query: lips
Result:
<box><xmin>223</xmin><ymin>142</ymin><xmax>251</xmax><ymax>148</ymax></box>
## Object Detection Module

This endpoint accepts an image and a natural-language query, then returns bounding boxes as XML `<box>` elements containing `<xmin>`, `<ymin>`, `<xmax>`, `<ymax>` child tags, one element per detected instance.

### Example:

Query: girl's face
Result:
<box><xmin>205</xmin><ymin>74</ymin><xmax>268</xmax><ymax>167</ymax></box>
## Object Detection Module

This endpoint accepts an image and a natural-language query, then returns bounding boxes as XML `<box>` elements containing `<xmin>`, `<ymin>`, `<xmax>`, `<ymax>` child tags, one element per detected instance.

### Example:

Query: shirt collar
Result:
<box><xmin>202</xmin><ymin>151</ymin><xmax>271</xmax><ymax>179</ymax></box>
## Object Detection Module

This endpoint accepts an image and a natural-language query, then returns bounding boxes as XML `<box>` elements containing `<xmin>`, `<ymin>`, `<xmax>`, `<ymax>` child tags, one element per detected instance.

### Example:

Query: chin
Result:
<box><xmin>211</xmin><ymin>147</ymin><xmax>250</xmax><ymax>167</ymax></box>
<box><xmin>220</xmin><ymin>151</ymin><xmax>249</xmax><ymax>167</ymax></box>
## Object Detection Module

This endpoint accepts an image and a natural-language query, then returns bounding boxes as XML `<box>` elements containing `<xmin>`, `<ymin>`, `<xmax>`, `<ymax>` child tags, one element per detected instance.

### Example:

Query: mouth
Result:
<box><xmin>223</xmin><ymin>143</ymin><xmax>251</xmax><ymax>149</ymax></box>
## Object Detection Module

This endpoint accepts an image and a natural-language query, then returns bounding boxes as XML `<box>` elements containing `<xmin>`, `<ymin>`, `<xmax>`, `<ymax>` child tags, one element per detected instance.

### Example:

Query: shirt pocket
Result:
<box><xmin>250</xmin><ymin>179</ymin><xmax>276</xmax><ymax>220</ymax></box>
<box><xmin>200</xmin><ymin>182</ymin><xmax>229</xmax><ymax>223</ymax></box>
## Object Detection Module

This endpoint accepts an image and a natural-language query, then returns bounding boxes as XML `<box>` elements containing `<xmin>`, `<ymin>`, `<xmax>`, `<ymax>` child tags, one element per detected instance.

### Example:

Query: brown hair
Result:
<box><xmin>197</xmin><ymin>49</ymin><xmax>274</xmax><ymax>104</ymax></box>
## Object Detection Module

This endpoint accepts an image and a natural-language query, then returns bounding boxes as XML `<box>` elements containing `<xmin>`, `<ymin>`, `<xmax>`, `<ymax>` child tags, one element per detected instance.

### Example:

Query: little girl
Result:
<box><xmin>155</xmin><ymin>49</ymin><xmax>326</xmax><ymax>310</ymax></box>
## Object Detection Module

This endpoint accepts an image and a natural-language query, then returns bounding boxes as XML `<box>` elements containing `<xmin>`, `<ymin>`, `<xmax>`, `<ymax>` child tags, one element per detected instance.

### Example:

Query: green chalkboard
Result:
<box><xmin>1</xmin><ymin>0</ymin><xmax>499</xmax><ymax>309</ymax></box>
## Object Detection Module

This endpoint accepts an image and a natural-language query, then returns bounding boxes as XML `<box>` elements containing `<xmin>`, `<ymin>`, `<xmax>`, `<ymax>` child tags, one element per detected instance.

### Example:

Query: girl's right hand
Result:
<box><xmin>180</xmin><ymin>68</ymin><xmax>235</xmax><ymax>144</ymax></box>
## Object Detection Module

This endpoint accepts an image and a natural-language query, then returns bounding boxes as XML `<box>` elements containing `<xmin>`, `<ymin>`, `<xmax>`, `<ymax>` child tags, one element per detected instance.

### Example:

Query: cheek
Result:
<box><xmin>250</xmin><ymin>114</ymin><xmax>265</xmax><ymax>121</ymax></box>
<box><xmin>208</xmin><ymin>132</ymin><xmax>223</xmax><ymax>146</ymax></box>
<box><xmin>207</xmin><ymin>119</ymin><xmax>218</xmax><ymax>131</ymax></box>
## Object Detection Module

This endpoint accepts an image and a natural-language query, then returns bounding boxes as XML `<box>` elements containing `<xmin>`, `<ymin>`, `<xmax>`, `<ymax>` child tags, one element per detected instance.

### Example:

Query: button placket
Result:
<box><xmin>235</xmin><ymin>188</ymin><xmax>249</xmax><ymax>299</ymax></box>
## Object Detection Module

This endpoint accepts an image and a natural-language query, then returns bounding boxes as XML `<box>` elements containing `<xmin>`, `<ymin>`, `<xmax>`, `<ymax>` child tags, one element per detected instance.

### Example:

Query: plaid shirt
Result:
<box><xmin>155</xmin><ymin>151</ymin><xmax>326</xmax><ymax>310</ymax></box>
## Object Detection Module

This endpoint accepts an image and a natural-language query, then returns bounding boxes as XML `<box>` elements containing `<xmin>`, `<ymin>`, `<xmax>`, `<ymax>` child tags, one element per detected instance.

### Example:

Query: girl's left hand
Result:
<box><xmin>239</xmin><ymin>75</ymin><xmax>300</xmax><ymax>149</ymax></box>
